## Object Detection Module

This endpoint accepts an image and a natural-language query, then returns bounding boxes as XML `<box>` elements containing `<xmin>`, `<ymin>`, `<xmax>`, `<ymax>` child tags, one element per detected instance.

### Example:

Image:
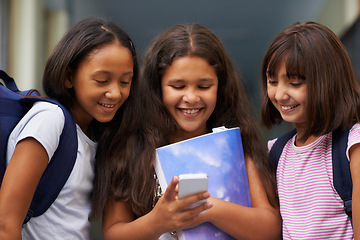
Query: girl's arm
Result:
<box><xmin>0</xmin><ymin>138</ymin><xmax>48</xmax><ymax>240</ymax></box>
<box><xmin>349</xmin><ymin>143</ymin><xmax>360</xmax><ymax>239</ymax></box>
<box><xmin>193</xmin><ymin>156</ymin><xmax>282</xmax><ymax>240</ymax></box>
<box><xmin>102</xmin><ymin>176</ymin><xmax>212</xmax><ymax>240</ymax></box>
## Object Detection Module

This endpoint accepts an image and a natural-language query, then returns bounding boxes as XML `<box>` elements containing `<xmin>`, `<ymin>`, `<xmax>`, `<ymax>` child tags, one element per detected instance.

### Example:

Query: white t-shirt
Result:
<box><xmin>159</xmin><ymin>232</ymin><xmax>178</xmax><ymax>240</ymax></box>
<box><xmin>6</xmin><ymin>101</ymin><xmax>97</xmax><ymax>240</ymax></box>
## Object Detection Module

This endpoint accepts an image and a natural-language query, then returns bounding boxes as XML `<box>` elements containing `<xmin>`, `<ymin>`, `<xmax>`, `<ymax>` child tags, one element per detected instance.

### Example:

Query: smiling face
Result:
<box><xmin>67</xmin><ymin>43</ymin><xmax>133</xmax><ymax>133</ymax></box>
<box><xmin>267</xmin><ymin>61</ymin><xmax>307</xmax><ymax>129</ymax></box>
<box><xmin>161</xmin><ymin>56</ymin><xmax>218</xmax><ymax>142</ymax></box>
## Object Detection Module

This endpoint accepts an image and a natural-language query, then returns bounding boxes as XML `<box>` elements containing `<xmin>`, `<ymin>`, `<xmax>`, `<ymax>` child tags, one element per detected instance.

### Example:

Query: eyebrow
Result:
<box><xmin>122</xmin><ymin>71</ymin><xmax>134</xmax><ymax>77</ymax></box>
<box><xmin>167</xmin><ymin>79</ymin><xmax>185</xmax><ymax>84</ymax></box>
<box><xmin>93</xmin><ymin>70</ymin><xmax>133</xmax><ymax>76</ymax></box>
<box><xmin>167</xmin><ymin>78</ymin><xmax>215</xmax><ymax>84</ymax></box>
<box><xmin>198</xmin><ymin>78</ymin><xmax>215</xmax><ymax>82</ymax></box>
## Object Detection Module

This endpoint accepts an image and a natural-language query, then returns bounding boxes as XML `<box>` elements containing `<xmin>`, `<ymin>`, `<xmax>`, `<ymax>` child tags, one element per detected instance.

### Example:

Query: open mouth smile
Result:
<box><xmin>180</xmin><ymin>108</ymin><xmax>201</xmax><ymax>114</ymax></box>
<box><xmin>98</xmin><ymin>102</ymin><xmax>115</xmax><ymax>108</ymax></box>
<box><xmin>281</xmin><ymin>104</ymin><xmax>299</xmax><ymax>111</ymax></box>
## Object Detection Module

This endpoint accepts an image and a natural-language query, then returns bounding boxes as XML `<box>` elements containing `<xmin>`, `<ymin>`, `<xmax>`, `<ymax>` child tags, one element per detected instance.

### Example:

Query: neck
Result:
<box><xmin>295</xmin><ymin>133</ymin><xmax>319</xmax><ymax>147</ymax></box>
<box><xmin>172</xmin><ymin>128</ymin><xmax>210</xmax><ymax>143</ymax></box>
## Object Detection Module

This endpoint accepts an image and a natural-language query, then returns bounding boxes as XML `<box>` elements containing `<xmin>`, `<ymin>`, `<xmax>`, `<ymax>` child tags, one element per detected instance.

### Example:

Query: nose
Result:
<box><xmin>105</xmin><ymin>82</ymin><xmax>122</xmax><ymax>100</ymax></box>
<box><xmin>274</xmin><ymin>84</ymin><xmax>289</xmax><ymax>102</ymax></box>
<box><xmin>182</xmin><ymin>88</ymin><xmax>200</xmax><ymax>103</ymax></box>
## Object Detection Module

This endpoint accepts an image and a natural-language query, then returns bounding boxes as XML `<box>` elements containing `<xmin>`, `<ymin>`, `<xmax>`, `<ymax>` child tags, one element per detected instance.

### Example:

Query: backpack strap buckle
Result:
<box><xmin>23</xmin><ymin>209</ymin><xmax>34</xmax><ymax>224</ymax></box>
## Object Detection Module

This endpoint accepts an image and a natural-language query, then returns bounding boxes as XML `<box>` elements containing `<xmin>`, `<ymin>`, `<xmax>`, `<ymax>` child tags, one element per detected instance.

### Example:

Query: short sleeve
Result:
<box><xmin>346</xmin><ymin>123</ymin><xmax>360</xmax><ymax>162</ymax></box>
<box><xmin>6</xmin><ymin>101</ymin><xmax>65</xmax><ymax>162</ymax></box>
<box><xmin>267</xmin><ymin>138</ymin><xmax>278</xmax><ymax>152</ymax></box>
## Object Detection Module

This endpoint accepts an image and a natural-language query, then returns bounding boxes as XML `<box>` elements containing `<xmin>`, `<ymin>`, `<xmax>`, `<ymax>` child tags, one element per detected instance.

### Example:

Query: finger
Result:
<box><xmin>175</xmin><ymin>183</ymin><xmax>179</xmax><ymax>193</ymax></box>
<box><xmin>163</xmin><ymin>176</ymin><xmax>179</xmax><ymax>201</ymax></box>
<box><xmin>178</xmin><ymin>199</ymin><xmax>213</xmax><ymax>223</ymax></box>
<box><xmin>178</xmin><ymin>191</ymin><xmax>211</xmax><ymax>210</ymax></box>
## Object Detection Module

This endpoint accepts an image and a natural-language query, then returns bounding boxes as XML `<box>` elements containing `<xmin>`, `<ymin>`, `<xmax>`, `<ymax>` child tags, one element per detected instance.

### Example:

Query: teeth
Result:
<box><xmin>281</xmin><ymin>105</ymin><xmax>298</xmax><ymax>110</ymax></box>
<box><xmin>99</xmin><ymin>103</ymin><xmax>115</xmax><ymax>108</ymax></box>
<box><xmin>182</xmin><ymin>109</ymin><xmax>200</xmax><ymax>114</ymax></box>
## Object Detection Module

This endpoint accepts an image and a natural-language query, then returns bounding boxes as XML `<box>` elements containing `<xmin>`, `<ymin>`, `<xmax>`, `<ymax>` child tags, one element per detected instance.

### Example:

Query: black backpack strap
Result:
<box><xmin>332</xmin><ymin>127</ymin><xmax>353</xmax><ymax>224</ymax></box>
<box><xmin>269</xmin><ymin>129</ymin><xmax>297</xmax><ymax>168</ymax></box>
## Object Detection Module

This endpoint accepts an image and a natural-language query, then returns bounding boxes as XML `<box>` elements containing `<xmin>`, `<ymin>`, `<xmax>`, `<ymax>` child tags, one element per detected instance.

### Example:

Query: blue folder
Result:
<box><xmin>154</xmin><ymin>127</ymin><xmax>251</xmax><ymax>240</ymax></box>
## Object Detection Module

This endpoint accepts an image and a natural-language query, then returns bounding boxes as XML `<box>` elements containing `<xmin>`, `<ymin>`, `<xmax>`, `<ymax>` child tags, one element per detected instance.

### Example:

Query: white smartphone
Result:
<box><xmin>178</xmin><ymin>173</ymin><xmax>209</xmax><ymax>208</ymax></box>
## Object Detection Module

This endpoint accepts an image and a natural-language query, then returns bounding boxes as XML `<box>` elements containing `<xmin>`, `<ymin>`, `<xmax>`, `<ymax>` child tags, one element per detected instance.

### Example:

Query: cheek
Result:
<box><xmin>205</xmin><ymin>89</ymin><xmax>218</xmax><ymax>112</ymax></box>
<box><xmin>162</xmin><ymin>87</ymin><xmax>176</xmax><ymax>107</ymax></box>
<box><xmin>267</xmin><ymin>86</ymin><xmax>276</xmax><ymax>101</ymax></box>
<box><xmin>209</xmin><ymin>92</ymin><xmax>218</xmax><ymax>108</ymax></box>
<box><xmin>299</xmin><ymin>89</ymin><xmax>307</xmax><ymax>105</ymax></box>
<box><xmin>122</xmin><ymin>87</ymin><xmax>131</xmax><ymax>101</ymax></box>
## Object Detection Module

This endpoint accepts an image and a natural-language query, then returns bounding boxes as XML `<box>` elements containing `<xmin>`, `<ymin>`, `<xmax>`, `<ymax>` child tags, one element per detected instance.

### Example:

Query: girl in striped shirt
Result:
<box><xmin>261</xmin><ymin>21</ymin><xmax>360</xmax><ymax>239</ymax></box>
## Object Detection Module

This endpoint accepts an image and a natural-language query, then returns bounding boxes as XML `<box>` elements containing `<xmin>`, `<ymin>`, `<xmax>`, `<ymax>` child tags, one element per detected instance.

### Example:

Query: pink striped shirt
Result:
<box><xmin>268</xmin><ymin>124</ymin><xmax>360</xmax><ymax>239</ymax></box>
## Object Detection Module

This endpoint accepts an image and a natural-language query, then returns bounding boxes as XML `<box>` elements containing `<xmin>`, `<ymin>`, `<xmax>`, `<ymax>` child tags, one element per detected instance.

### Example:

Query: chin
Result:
<box><xmin>96</xmin><ymin>116</ymin><xmax>115</xmax><ymax>123</ymax></box>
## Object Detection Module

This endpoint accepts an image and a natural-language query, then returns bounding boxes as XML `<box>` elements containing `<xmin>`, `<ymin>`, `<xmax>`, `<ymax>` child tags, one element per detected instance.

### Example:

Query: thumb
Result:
<box><xmin>163</xmin><ymin>176</ymin><xmax>179</xmax><ymax>201</ymax></box>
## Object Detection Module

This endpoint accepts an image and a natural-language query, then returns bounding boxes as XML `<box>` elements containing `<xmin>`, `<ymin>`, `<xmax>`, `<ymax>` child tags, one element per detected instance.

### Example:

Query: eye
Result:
<box><xmin>95</xmin><ymin>79</ymin><xmax>108</xmax><ymax>84</ymax></box>
<box><xmin>267</xmin><ymin>79</ymin><xmax>277</xmax><ymax>85</ymax></box>
<box><xmin>171</xmin><ymin>85</ymin><xmax>185</xmax><ymax>89</ymax></box>
<box><xmin>120</xmin><ymin>81</ymin><xmax>131</xmax><ymax>86</ymax></box>
<box><xmin>289</xmin><ymin>78</ymin><xmax>304</xmax><ymax>87</ymax></box>
<box><xmin>290</xmin><ymin>82</ymin><xmax>303</xmax><ymax>87</ymax></box>
<box><xmin>198</xmin><ymin>85</ymin><xmax>212</xmax><ymax>89</ymax></box>
<box><xmin>119</xmin><ymin>75</ymin><xmax>132</xmax><ymax>86</ymax></box>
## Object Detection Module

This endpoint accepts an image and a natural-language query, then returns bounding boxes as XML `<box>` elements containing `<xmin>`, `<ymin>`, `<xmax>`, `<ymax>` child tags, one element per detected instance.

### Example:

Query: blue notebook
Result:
<box><xmin>154</xmin><ymin>127</ymin><xmax>251</xmax><ymax>240</ymax></box>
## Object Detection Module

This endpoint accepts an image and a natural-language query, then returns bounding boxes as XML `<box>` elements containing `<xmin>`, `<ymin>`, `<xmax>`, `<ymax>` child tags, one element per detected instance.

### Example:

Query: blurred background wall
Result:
<box><xmin>1</xmin><ymin>1</ymin><xmax>360</xmax><ymax>239</ymax></box>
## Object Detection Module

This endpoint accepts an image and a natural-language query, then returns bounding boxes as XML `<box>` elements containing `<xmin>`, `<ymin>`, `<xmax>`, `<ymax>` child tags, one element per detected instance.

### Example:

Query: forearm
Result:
<box><xmin>350</xmin><ymin>144</ymin><xmax>360</xmax><ymax>239</ymax></box>
<box><xmin>103</xmin><ymin>177</ymin><xmax>212</xmax><ymax>240</ymax></box>
<box><xmin>0</xmin><ymin>216</ymin><xmax>22</xmax><ymax>240</ymax></box>
<box><xmin>205</xmin><ymin>198</ymin><xmax>282</xmax><ymax>240</ymax></box>
<box><xmin>103</xmin><ymin>210</ymin><xmax>164</xmax><ymax>240</ymax></box>
<box><xmin>0</xmin><ymin>138</ymin><xmax>49</xmax><ymax>240</ymax></box>
<box><xmin>354</xmin><ymin>195</ymin><xmax>359</xmax><ymax>240</ymax></box>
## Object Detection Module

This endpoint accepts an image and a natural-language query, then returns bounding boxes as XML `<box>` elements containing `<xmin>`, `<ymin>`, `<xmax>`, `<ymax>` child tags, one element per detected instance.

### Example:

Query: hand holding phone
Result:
<box><xmin>178</xmin><ymin>173</ymin><xmax>209</xmax><ymax>208</ymax></box>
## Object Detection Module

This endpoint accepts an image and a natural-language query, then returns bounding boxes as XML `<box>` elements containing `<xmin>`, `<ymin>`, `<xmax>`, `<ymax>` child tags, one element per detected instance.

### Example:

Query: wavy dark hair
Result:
<box><xmin>102</xmin><ymin>23</ymin><xmax>279</xmax><ymax>219</ymax></box>
<box><xmin>44</xmin><ymin>17</ymin><xmax>140</xmax><ymax>220</ymax></box>
<box><xmin>261</xmin><ymin>21</ymin><xmax>360</xmax><ymax>142</ymax></box>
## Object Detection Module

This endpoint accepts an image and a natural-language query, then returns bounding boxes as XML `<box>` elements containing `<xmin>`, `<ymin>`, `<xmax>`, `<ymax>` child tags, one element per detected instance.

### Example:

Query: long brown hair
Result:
<box><xmin>114</xmin><ymin>23</ymin><xmax>279</xmax><ymax>218</ymax></box>
<box><xmin>53</xmin><ymin>18</ymin><xmax>143</xmax><ymax>220</ymax></box>
<box><xmin>261</xmin><ymin>21</ymin><xmax>360</xmax><ymax>141</ymax></box>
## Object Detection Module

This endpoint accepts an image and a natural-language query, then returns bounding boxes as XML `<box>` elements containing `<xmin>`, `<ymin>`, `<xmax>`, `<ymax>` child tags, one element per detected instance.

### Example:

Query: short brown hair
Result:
<box><xmin>261</xmin><ymin>21</ymin><xmax>360</xmax><ymax>141</ymax></box>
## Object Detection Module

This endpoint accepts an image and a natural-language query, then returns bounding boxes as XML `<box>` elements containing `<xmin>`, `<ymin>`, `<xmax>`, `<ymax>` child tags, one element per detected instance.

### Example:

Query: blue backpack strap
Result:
<box><xmin>269</xmin><ymin>128</ymin><xmax>297</xmax><ymax>168</ymax></box>
<box><xmin>24</xmin><ymin>98</ymin><xmax>77</xmax><ymax>223</ymax></box>
<box><xmin>0</xmin><ymin>70</ymin><xmax>19</xmax><ymax>92</ymax></box>
<box><xmin>0</xmin><ymin>72</ymin><xmax>41</xmax><ymax>184</ymax></box>
<box><xmin>0</xmin><ymin>70</ymin><xmax>40</xmax><ymax>96</ymax></box>
<box><xmin>0</xmin><ymin>70</ymin><xmax>78</xmax><ymax>224</ymax></box>
<box><xmin>268</xmin><ymin>126</ymin><xmax>353</xmax><ymax>225</ymax></box>
<box><xmin>332</xmin><ymin>127</ymin><xmax>352</xmax><ymax>224</ymax></box>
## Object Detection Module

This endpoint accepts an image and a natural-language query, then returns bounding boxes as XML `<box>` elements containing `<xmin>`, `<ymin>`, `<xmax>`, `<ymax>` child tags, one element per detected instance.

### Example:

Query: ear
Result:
<box><xmin>65</xmin><ymin>78</ymin><xmax>73</xmax><ymax>88</ymax></box>
<box><xmin>64</xmin><ymin>69</ymin><xmax>73</xmax><ymax>88</ymax></box>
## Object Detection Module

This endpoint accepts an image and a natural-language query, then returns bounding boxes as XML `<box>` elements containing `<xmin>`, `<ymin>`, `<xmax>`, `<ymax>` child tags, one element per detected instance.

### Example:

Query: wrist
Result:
<box><xmin>146</xmin><ymin>206</ymin><xmax>167</xmax><ymax>238</ymax></box>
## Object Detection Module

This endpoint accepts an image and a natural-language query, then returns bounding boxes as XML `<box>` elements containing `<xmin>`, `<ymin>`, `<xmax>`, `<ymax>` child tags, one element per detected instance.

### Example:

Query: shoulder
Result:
<box><xmin>347</xmin><ymin>123</ymin><xmax>360</xmax><ymax>161</ymax></box>
<box><xmin>18</xmin><ymin>100</ymin><xmax>65</xmax><ymax>125</ymax></box>
<box><xmin>347</xmin><ymin>123</ymin><xmax>360</xmax><ymax>146</ymax></box>
<box><xmin>19</xmin><ymin>101</ymin><xmax>65</xmax><ymax>130</ymax></box>
<box><xmin>26</xmin><ymin>101</ymin><xmax>66</xmax><ymax>125</ymax></box>
<box><xmin>8</xmin><ymin>101</ymin><xmax>66</xmax><ymax>160</ymax></box>
<box><xmin>267</xmin><ymin>138</ymin><xmax>278</xmax><ymax>151</ymax></box>
<box><xmin>267</xmin><ymin>129</ymin><xmax>297</xmax><ymax>152</ymax></box>
<box><xmin>349</xmin><ymin>123</ymin><xmax>360</xmax><ymax>137</ymax></box>
<box><xmin>31</xmin><ymin>101</ymin><xmax>65</xmax><ymax>115</ymax></box>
